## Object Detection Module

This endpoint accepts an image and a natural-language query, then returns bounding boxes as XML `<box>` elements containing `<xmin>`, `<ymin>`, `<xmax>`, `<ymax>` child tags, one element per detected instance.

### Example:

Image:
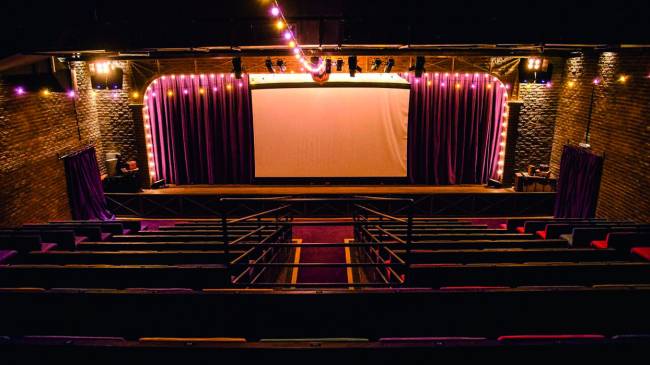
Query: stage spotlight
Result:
<box><xmin>265</xmin><ymin>58</ymin><xmax>275</xmax><ymax>73</ymax></box>
<box><xmin>325</xmin><ymin>59</ymin><xmax>332</xmax><ymax>74</ymax></box>
<box><xmin>276</xmin><ymin>59</ymin><xmax>287</xmax><ymax>73</ymax></box>
<box><xmin>384</xmin><ymin>58</ymin><xmax>395</xmax><ymax>73</ymax></box>
<box><xmin>370</xmin><ymin>58</ymin><xmax>382</xmax><ymax>71</ymax></box>
<box><xmin>232</xmin><ymin>57</ymin><xmax>243</xmax><ymax>79</ymax></box>
<box><xmin>336</xmin><ymin>58</ymin><xmax>344</xmax><ymax>71</ymax></box>
<box><xmin>348</xmin><ymin>56</ymin><xmax>362</xmax><ymax>77</ymax></box>
<box><xmin>409</xmin><ymin>56</ymin><xmax>426</xmax><ymax>78</ymax></box>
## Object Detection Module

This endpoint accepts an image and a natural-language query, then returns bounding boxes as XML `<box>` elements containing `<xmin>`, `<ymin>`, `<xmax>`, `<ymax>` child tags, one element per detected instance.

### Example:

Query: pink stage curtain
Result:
<box><xmin>406</xmin><ymin>73</ymin><xmax>507</xmax><ymax>184</ymax></box>
<box><xmin>145</xmin><ymin>74</ymin><xmax>253</xmax><ymax>184</ymax></box>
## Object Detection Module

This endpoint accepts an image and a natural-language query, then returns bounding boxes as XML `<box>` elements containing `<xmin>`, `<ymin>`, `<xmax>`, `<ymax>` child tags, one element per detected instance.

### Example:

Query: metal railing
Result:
<box><xmin>220</xmin><ymin>196</ymin><xmax>414</xmax><ymax>288</ymax></box>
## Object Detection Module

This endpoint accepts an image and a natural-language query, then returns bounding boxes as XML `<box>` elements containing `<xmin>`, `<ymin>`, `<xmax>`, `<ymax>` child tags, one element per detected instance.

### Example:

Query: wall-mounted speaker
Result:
<box><xmin>91</xmin><ymin>67</ymin><xmax>124</xmax><ymax>90</ymax></box>
<box><xmin>519</xmin><ymin>58</ymin><xmax>553</xmax><ymax>84</ymax></box>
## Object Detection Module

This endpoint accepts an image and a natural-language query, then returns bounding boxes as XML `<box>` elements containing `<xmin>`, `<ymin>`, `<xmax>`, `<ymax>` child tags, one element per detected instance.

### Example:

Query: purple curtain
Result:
<box><xmin>406</xmin><ymin>73</ymin><xmax>507</xmax><ymax>184</ymax></box>
<box><xmin>554</xmin><ymin>145</ymin><xmax>604</xmax><ymax>218</ymax></box>
<box><xmin>145</xmin><ymin>74</ymin><xmax>253</xmax><ymax>184</ymax></box>
<box><xmin>64</xmin><ymin>147</ymin><xmax>115</xmax><ymax>221</ymax></box>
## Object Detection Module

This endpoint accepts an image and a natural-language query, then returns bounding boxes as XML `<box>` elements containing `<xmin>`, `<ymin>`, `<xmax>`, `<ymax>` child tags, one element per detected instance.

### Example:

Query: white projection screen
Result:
<box><xmin>250</xmin><ymin>73</ymin><xmax>410</xmax><ymax>178</ymax></box>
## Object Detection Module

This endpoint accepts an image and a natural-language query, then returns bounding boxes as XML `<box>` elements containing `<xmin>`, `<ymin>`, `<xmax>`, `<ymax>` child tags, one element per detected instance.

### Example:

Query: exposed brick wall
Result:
<box><xmin>0</xmin><ymin>61</ymin><xmax>131</xmax><ymax>227</ymax></box>
<box><xmin>511</xmin><ymin>58</ymin><xmax>564</xmax><ymax>174</ymax></box>
<box><xmin>95</xmin><ymin>61</ymin><xmax>139</xmax><ymax>166</ymax></box>
<box><xmin>550</xmin><ymin>51</ymin><xmax>650</xmax><ymax>223</ymax></box>
<box><xmin>0</xmin><ymin>78</ymin><xmax>78</xmax><ymax>227</ymax></box>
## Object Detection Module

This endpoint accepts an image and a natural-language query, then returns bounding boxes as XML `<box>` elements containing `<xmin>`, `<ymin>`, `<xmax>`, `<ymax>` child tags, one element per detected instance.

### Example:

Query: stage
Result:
<box><xmin>136</xmin><ymin>184</ymin><xmax>516</xmax><ymax>195</ymax></box>
<box><xmin>105</xmin><ymin>184</ymin><xmax>555</xmax><ymax>218</ymax></box>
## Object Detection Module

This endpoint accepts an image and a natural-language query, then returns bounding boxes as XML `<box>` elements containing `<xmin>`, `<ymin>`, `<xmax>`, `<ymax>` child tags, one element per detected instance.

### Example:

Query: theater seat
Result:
<box><xmin>497</xmin><ymin>334</ymin><xmax>605</xmax><ymax>343</ymax></box>
<box><xmin>440</xmin><ymin>286</ymin><xmax>509</xmax><ymax>291</ymax></box>
<box><xmin>516</xmin><ymin>227</ymin><xmax>525</xmax><ymax>233</ymax></box>
<box><xmin>591</xmin><ymin>240</ymin><xmax>608</xmax><ymax>249</ymax></box>
<box><xmin>0</xmin><ymin>250</ymin><xmax>17</xmax><ymax>264</ymax></box>
<box><xmin>536</xmin><ymin>230</ymin><xmax>547</xmax><ymax>239</ymax></box>
<box><xmin>139</xmin><ymin>337</ymin><xmax>246</xmax><ymax>343</ymax></box>
<box><xmin>40</xmin><ymin>243</ymin><xmax>57</xmax><ymax>252</ymax></box>
<box><xmin>631</xmin><ymin>247</ymin><xmax>650</xmax><ymax>262</ymax></box>
<box><xmin>23</xmin><ymin>336</ymin><xmax>126</xmax><ymax>345</ymax></box>
<box><xmin>260</xmin><ymin>338</ymin><xmax>369</xmax><ymax>342</ymax></box>
<box><xmin>379</xmin><ymin>337</ymin><xmax>487</xmax><ymax>343</ymax></box>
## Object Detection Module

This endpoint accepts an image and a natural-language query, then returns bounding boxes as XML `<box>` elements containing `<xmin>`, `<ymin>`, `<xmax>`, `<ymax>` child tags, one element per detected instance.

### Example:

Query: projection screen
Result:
<box><xmin>250</xmin><ymin>73</ymin><xmax>410</xmax><ymax>178</ymax></box>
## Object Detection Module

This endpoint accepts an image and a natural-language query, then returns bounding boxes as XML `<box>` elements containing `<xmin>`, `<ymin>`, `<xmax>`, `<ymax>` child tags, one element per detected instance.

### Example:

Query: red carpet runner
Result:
<box><xmin>292</xmin><ymin>225</ymin><xmax>353</xmax><ymax>284</ymax></box>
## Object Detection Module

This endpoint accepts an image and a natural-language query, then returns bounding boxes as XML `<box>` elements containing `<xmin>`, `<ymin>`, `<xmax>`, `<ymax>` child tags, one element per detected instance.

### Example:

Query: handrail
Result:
<box><xmin>353</xmin><ymin>195</ymin><xmax>414</xmax><ymax>203</ymax></box>
<box><xmin>229</xmin><ymin>225</ymin><xmax>268</xmax><ymax>245</ymax></box>
<box><xmin>227</xmin><ymin>242</ymin><xmax>403</xmax><ymax>248</ymax></box>
<box><xmin>229</xmin><ymin>225</ymin><xmax>288</xmax><ymax>265</ymax></box>
<box><xmin>227</xmin><ymin>204</ymin><xmax>291</xmax><ymax>225</ymax></box>
<box><xmin>369</xmin><ymin>224</ymin><xmax>406</xmax><ymax>244</ymax></box>
<box><xmin>354</xmin><ymin>204</ymin><xmax>407</xmax><ymax>223</ymax></box>
<box><xmin>360</xmin><ymin>226</ymin><xmax>381</xmax><ymax>243</ymax></box>
<box><xmin>221</xmin><ymin>196</ymin><xmax>415</xmax><ymax>203</ymax></box>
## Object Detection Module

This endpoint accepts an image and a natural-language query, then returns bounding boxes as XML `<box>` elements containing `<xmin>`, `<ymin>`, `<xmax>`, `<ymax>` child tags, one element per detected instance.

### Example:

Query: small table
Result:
<box><xmin>514</xmin><ymin>172</ymin><xmax>557</xmax><ymax>192</ymax></box>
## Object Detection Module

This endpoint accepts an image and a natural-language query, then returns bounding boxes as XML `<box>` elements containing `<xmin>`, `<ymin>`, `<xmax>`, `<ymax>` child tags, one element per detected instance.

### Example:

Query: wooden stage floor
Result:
<box><xmin>137</xmin><ymin>184</ymin><xmax>515</xmax><ymax>196</ymax></box>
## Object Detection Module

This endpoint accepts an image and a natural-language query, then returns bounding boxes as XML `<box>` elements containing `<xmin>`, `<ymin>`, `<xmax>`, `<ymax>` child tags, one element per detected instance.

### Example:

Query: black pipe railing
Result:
<box><xmin>220</xmin><ymin>196</ymin><xmax>414</xmax><ymax>288</ymax></box>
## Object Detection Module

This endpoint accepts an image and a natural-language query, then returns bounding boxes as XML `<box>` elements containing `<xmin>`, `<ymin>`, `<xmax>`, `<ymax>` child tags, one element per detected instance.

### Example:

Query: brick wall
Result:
<box><xmin>0</xmin><ymin>68</ymin><xmax>93</xmax><ymax>227</ymax></box>
<box><xmin>0</xmin><ymin>61</ymin><xmax>136</xmax><ymax>227</ymax></box>
<box><xmin>512</xmin><ymin>58</ymin><xmax>564</xmax><ymax>173</ymax></box>
<box><xmin>95</xmin><ymin>61</ymin><xmax>139</xmax><ymax>165</ymax></box>
<box><xmin>550</xmin><ymin>51</ymin><xmax>650</xmax><ymax>222</ymax></box>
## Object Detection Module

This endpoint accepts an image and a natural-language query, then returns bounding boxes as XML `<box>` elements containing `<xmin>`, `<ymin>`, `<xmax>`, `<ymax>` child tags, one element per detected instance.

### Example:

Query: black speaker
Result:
<box><xmin>519</xmin><ymin>58</ymin><xmax>553</xmax><ymax>84</ymax></box>
<box><xmin>151</xmin><ymin>179</ymin><xmax>166</xmax><ymax>189</ymax></box>
<box><xmin>91</xmin><ymin>67</ymin><xmax>124</xmax><ymax>90</ymax></box>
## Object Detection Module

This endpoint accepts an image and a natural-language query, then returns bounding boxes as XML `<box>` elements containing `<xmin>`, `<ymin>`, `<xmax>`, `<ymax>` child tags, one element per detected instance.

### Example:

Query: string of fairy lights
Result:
<box><xmin>268</xmin><ymin>0</ymin><xmax>325</xmax><ymax>74</ymax></box>
<box><xmin>5</xmin><ymin>0</ymin><xmax>640</xmax><ymax>182</ymax></box>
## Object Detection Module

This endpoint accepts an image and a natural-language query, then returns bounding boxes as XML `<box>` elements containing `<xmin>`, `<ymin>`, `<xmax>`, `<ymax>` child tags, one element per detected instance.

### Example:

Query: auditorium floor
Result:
<box><xmin>138</xmin><ymin>184</ymin><xmax>515</xmax><ymax>195</ymax></box>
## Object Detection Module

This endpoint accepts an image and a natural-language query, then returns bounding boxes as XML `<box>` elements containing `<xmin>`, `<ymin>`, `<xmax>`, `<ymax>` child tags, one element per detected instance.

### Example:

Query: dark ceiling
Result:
<box><xmin>1</xmin><ymin>0</ymin><xmax>649</xmax><ymax>58</ymax></box>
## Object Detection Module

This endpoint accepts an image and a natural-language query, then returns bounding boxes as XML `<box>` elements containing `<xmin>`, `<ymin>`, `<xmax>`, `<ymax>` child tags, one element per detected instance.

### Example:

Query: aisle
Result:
<box><xmin>292</xmin><ymin>226</ymin><xmax>353</xmax><ymax>284</ymax></box>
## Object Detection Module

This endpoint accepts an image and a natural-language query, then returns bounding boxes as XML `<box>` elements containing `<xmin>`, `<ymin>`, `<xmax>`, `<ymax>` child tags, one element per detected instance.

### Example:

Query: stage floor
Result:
<box><xmin>138</xmin><ymin>184</ymin><xmax>515</xmax><ymax>196</ymax></box>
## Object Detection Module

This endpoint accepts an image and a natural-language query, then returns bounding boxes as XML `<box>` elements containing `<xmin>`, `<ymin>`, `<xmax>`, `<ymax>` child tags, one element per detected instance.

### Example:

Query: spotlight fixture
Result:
<box><xmin>519</xmin><ymin>57</ymin><xmax>553</xmax><ymax>84</ymax></box>
<box><xmin>232</xmin><ymin>57</ymin><xmax>243</xmax><ymax>79</ymax></box>
<box><xmin>265</xmin><ymin>58</ymin><xmax>275</xmax><ymax>73</ymax></box>
<box><xmin>336</xmin><ymin>58</ymin><xmax>344</xmax><ymax>72</ymax></box>
<box><xmin>527</xmin><ymin>58</ymin><xmax>542</xmax><ymax>70</ymax></box>
<box><xmin>384</xmin><ymin>58</ymin><xmax>395</xmax><ymax>73</ymax></box>
<box><xmin>370</xmin><ymin>58</ymin><xmax>382</xmax><ymax>71</ymax></box>
<box><xmin>409</xmin><ymin>56</ymin><xmax>425</xmax><ymax>78</ymax></box>
<box><xmin>325</xmin><ymin>59</ymin><xmax>332</xmax><ymax>74</ymax></box>
<box><xmin>348</xmin><ymin>56</ymin><xmax>362</xmax><ymax>77</ymax></box>
<box><xmin>276</xmin><ymin>59</ymin><xmax>286</xmax><ymax>73</ymax></box>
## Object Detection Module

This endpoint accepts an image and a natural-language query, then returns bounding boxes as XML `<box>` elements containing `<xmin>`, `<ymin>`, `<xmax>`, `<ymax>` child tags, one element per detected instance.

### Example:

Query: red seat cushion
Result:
<box><xmin>591</xmin><ymin>240</ymin><xmax>608</xmax><ymax>249</ymax></box>
<box><xmin>536</xmin><ymin>230</ymin><xmax>547</xmax><ymax>239</ymax></box>
<box><xmin>516</xmin><ymin>226</ymin><xmax>525</xmax><ymax>233</ymax></box>
<box><xmin>631</xmin><ymin>247</ymin><xmax>650</xmax><ymax>261</ymax></box>
<box><xmin>40</xmin><ymin>243</ymin><xmax>58</xmax><ymax>252</ymax></box>
<box><xmin>0</xmin><ymin>250</ymin><xmax>17</xmax><ymax>264</ymax></box>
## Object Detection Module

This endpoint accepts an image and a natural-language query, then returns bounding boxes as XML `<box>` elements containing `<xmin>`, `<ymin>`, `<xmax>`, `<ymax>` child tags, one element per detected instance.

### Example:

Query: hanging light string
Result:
<box><xmin>269</xmin><ymin>0</ymin><xmax>325</xmax><ymax>74</ymax></box>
